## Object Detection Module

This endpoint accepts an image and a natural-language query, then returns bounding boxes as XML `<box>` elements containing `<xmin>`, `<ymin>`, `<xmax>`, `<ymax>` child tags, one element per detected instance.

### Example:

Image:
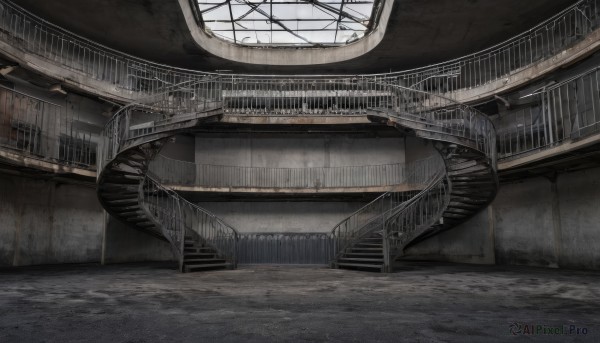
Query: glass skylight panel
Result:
<box><xmin>195</xmin><ymin>0</ymin><xmax>380</xmax><ymax>47</ymax></box>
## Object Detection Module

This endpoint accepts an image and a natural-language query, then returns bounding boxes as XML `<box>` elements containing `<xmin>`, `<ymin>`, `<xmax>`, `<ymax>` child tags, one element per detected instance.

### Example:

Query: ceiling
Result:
<box><xmin>16</xmin><ymin>0</ymin><xmax>578</xmax><ymax>74</ymax></box>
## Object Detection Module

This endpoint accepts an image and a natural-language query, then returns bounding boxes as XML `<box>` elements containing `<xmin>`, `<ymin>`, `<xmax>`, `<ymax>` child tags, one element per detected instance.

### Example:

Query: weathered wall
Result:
<box><xmin>195</xmin><ymin>133</ymin><xmax>406</xmax><ymax>168</ymax></box>
<box><xmin>0</xmin><ymin>174</ymin><xmax>104</xmax><ymax>267</ymax></box>
<box><xmin>556</xmin><ymin>168</ymin><xmax>600</xmax><ymax>269</ymax></box>
<box><xmin>161</xmin><ymin>134</ymin><xmax>195</xmax><ymax>162</ymax></box>
<box><xmin>101</xmin><ymin>215</ymin><xmax>174</xmax><ymax>264</ymax></box>
<box><xmin>198</xmin><ymin>201</ymin><xmax>367</xmax><ymax>233</ymax></box>
<box><xmin>406</xmin><ymin>167</ymin><xmax>600</xmax><ymax>270</ymax></box>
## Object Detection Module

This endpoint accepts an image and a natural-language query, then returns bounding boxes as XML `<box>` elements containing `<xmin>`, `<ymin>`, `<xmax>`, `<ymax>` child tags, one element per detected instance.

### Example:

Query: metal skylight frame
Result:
<box><xmin>193</xmin><ymin>0</ymin><xmax>385</xmax><ymax>47</ymax></box>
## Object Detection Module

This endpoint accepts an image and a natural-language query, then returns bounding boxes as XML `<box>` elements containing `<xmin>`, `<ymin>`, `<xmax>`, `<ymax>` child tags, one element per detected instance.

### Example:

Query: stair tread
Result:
<box><xmin>335</xmin><ymin>262</ymin><xmax>383</xmax><ymax>269</ymax></box>
<box><xmin>344</xmin><ymin>252</ymin><xmax>384</xmax><ymax>256</ymax></box>
<box><xmin>184</xmin><ymin>258</ymin><xmax>226</xmax><ymax>263</ymax></box>
<box><xmin>338</xmin><ymin>258</ymin><xmax>384</xmax><ymax>262</ymax></box>
<box><xmin>184</xmin><ymin>263</ymin><xmax>231</xmax><ymax>270</ymax></box>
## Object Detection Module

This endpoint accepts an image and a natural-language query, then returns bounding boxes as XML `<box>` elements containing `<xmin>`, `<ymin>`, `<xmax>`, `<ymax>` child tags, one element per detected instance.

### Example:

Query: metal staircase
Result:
<box><xmin>331</xmin><ymin>86</ymin><xmax>498</xmax><ymax>272</ymax></box>
<box><xmin>0</xmin><ymin>0</ymin><xmax>502</xmax><ymax>274</ymax></box>
<box><xmin>95</xmin><ymin>77</ymin><xmax>497</xmax><ymax>274</ymax></box>
<box><xmin>97</xmin><ymin>85</ymin><xmax>238</xmax><ymax>273</ymax></box>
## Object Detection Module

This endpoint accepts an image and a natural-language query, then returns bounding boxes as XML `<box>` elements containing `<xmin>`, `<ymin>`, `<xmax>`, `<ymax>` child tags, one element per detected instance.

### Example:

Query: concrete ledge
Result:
<box><xmin>0</xmin><ymin>149</ymin><xmax>96</xmax><ymax>178</ymax></box>
<box><xmin>452</xmin><ymin>28</ymin><xmax>600</xmax><ymax>104</ymax></box>
<box><xmin>498</xmin><ymin>132</ymin><xmax>600</xmax><ymax>170</ymax></box>
<box><xmin>220</xmin><ymin>115</ymin><xmax>372</xmax><ymax>125</ymax></box>
<box><xmin>164</xmin><ymin>183</ymin><xmax>424</xmax><ymax>194</ymax></box>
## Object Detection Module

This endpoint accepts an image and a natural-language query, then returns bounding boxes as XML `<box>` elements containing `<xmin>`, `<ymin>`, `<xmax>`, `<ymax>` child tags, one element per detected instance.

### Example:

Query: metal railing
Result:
<box><xmin>329</xmin><ymin>81</ymin><xmax>497</xmax><ymax>268</ymax></box>
<box><xmin>330</xmin><ymin>154</ymin><xmax>445</xmax><ymax>258</ymax></box>
<box><xmin>237</xmin><ymin>233</ymin><xmax>333</xmax><ymax>265</ymax></box>
<box><xmin>386</xmin><ymin>84</ymin><xmax>498</xmax><ymax>164</ymax></box>
<box><xmin>140</xmin><ymin>175</ymin><xmax>237</xmax><ymax>269</ymax></box>
<box><xmin>0</xmin><ymin>85</ymin><xmax>97</xmax><ymax>168</ymax></box>
<box><xmin>0</xmin><ymin>0</ymin><xmax>597</xmax><ymax>172</ymax></box>
<box><xmin>97</xmin><ymin>78</ymin><xmax>238</xmax><ymax>270</ymax></box>
<box><xmin>98</xmin><ymin>79</ymin><xmax>221</xmax><ymax>170</ymax></box>
<box><xmin>497</xmin><ymin>66</ymin><xmax>600</xmax><ymax>159</ymax></box>
<box><xmin>383</xmin><ymin>174</ymin><xmax>450</xmax><ymax>267</ymax></box>
<box><xmin>0</xmin><ymin>0</ymin><xmax>598</xmax><ymax>103</ymax></box>
<box><xmin>149</xmin><ymin>154</ymin><xmax>439</xmax><ymax>189</ymax></box>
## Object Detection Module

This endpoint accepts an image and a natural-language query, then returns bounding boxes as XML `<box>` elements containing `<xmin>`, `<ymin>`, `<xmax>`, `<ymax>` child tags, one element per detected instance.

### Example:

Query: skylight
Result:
<box><xmin>195</xmin><ymin>0</ymin><xmax>382</xmax><ymax>47</ymax></box>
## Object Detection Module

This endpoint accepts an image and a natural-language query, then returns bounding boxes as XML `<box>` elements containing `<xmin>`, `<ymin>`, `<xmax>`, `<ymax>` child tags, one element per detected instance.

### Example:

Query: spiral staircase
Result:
<box><xmin>97</xmin><ymin>87</ymin><xmax>239</xmax><ymax>273</ymax></box>
<box><xmin>0</xmin><ymin>0</ymin><xmax>500</xmax><ymax>274</ymax></box>
<box><xmin>95</xmin><ymin>78</ymin><xmax>497</xmax><ymax>274</ymax></box>
<box><xmin>331</xmin><ymin>86</ymin><xmax>498</xmax><ymax>272</ymax></box>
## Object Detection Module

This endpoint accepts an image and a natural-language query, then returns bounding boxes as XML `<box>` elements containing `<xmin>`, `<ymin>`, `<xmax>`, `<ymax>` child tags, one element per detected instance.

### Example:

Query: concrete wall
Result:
<box><xmin>101</xmin><ymin>215</ymin><xmax>174</xmax><ymax>264</ymax></box>
<box><xmin>198</xmin><ymin>201</ymin><xmax>367</xmax><ymax>233</ymax></box>
<box><xmin>195</xmin><ymin>132</ymin><xmax>405</xmax><ymax>168</ymax></box>
<box><xmin>405</xmin><ymin>137</ymin><xmax>437</xmax><ymax>164</ymax></box>
<box><xmin>0</xmin><ymin>174</ymin><xmax>104</xmax><ymax>267</ymax></box>
<box><xmin>161</xmin><ymin>134</ymin><xmax>195</xmax><ymax>162</ymax></box>
<box><xmin>406</xmin><ymin>167</ymin><xmax>600</xmax><ymax>270</ymax></box>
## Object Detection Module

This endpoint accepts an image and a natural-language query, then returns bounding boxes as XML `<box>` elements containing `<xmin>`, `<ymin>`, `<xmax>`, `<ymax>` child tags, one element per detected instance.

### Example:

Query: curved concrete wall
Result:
<box><xmin>405</xmin><ymin>167</ymin><xmax>600</xmax><ymax>270</ymax></box>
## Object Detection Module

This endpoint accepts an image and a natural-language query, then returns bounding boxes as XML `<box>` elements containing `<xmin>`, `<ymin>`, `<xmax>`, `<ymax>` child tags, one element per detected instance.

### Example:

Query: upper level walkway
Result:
<box><xmin>1</xmin><ymin>0</ymin><xmax>600</xmax><ymax>183</ymax></box>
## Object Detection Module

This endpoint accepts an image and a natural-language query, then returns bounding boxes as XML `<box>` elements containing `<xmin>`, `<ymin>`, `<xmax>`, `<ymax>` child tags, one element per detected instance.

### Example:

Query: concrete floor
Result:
<box><xmin>0</xmin><ymin>263</ymin><xmax>598</xmax><ymax>342</ymax></box>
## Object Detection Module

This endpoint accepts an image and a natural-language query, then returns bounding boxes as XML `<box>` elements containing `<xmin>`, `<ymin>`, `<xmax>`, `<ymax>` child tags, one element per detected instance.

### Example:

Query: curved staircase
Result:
<box><xmin>97</xmin><ymin>81</ymin><xmax>497</xmax><ymax>274</ymax></box>
<box><xmin>97</xmin><ymin>88</ymin><xmax>238</xmax><ymax>273</ymax></box>
<box><xmin>0</xmin><ymin>0</ymin><xmax>500</xmax><ymax>274</ymax></box>
<box><xmin>331</xmin><ymin>86</ymin><xmax>498</xmax><ymax>272</ymax></box>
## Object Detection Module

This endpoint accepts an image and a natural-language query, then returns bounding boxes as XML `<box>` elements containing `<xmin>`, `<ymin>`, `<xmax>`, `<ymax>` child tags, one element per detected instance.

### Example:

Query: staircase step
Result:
<box><xmin>106</xmin><ymin>198</ymin><xmax>138</xmax><ymax>205</ymax></box>
<box><xmin>185</xmin><ymin>247</ymin><xmax>216</xmax><ymax>252</ymax></box>
<box><xmin>103</xmin><ymin>176</ymin><xmax>142</xmax><ymax>183</ymax></box>
<box><xmin>335</xmin><ymin>262</ymin><xmax>383</xmax><ymax>270</ymax></box>
<box><xmin>184</xmin><ymin>258</ymin><xmax>226</xmax><ymax>264</ymax></box>
<box><xmin>349</xmin><ymin>247</ymin><xmax>383</xmax><ymax>251</ymax></box>
<box><xmin>136</xmin><ymin>221</ymin><xmax>156</xmax><ymax>227</ymax></box>
<box><xmin>112</xmin><ymin>205</ymin><xmax>142</xmax><ymax>212</ymax></box>
<box><xmin>184</xmin><ymin>253</ymin><xmax>217</xmax><ymax>258</ymax></box>
<box><xmin>338</xmin><ymin>258</ymin><xmax>384</xmax><ymax>263</ymax></box>
<box><xmin>354</xmin><ymin>243</ymin><xmax>383</xmax><ymax>247</ymax></box>
<box><xmin>447</xmin><ymin>203</ymin><xmax>480</xmax><ymax>210</ymax></box>
<box><xmin>344</xmin><ymin>252</ymin><xmax>384</xmax><ymax>257</ymax></box>
<box><xmin>126</xmin><ymin>216</ymin><xmax>150</xmax><ymax>223</ymax></box>
<box><xmin>184</xmin><ymin>263</ymin><xmax>231</xmax><ymax>272</ymax></box>
<box><xmin>120</xmin><ymin>210</ymin><xmax>145</xmax><ymax>217</ymax></box>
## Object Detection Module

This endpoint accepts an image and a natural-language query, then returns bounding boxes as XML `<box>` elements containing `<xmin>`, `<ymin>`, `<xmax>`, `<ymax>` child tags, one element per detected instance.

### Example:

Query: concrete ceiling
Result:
<box><xmin>16</xmin><ymin>0</ymin><xmax>578</xmax><ymax>74</ymax></box>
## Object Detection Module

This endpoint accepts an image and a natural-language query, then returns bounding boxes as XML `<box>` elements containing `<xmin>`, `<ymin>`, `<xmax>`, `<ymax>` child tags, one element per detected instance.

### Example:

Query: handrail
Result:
<box><xmin>385</xmin><ymin>83</ymin><xmax>498</xmax><ymax>165</ymax></box>
<box><xmin>140</xmin><ymin>175</ymin><xmax>238</xmax><ymax>266</ymax></box>
<box><xmin>383</xmin><ymin>173</ymin><xmax>450</xmax><ymax>261</ymax></box>
<box><xmin>329</xmin><ymin>76</ymin><xmax>497</xmax><ymax>268</ymax></box>
<box><xmin>330</xmin><ymin>153</ymin><xmax>445</xmax><ymax>258</ymax></box>
<box><xmin>496</xmin><ymin>65</ymin><xmax>600</xmax><ymax>159</ymax></box>
<box><xmin>97</xmin><ymin>78</ymin><xmax>238</xmax><ymax>271</ymax></box>
<box><xmin>0</xmin><ymin>0</ymin><xmax>596</xmax><ymax>171</ymax></box>
<box><xmin>0</xmin><ymin>0</ymin><xmax>597</xmax><ymax>95</ymax></box>
<box><xmin>149</xmin><ymin>154</ymin><xmax>439</xmax><ymax>189</ymax></box>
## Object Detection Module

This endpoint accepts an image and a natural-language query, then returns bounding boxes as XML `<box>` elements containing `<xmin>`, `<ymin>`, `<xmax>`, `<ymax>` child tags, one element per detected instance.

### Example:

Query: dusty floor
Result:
<box><xmin>0</xmin><ymin>262</ymin><xmax>598</xmax><ymax>342</ymax></box>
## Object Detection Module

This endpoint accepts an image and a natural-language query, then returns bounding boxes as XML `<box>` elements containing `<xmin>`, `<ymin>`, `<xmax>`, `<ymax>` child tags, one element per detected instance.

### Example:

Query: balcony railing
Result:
<box><xmin>148</xmin><ymin>154</ymin><xmax>439</xmax><ymax>190</ymax></box>
<box><xmin>496</xmin><ymin>66</ymin><xmax>600</xmax><ymax>159</ymax></box>
<box><xmin>0</xmin><ymin>85</ymin><xmax>97</xmax><ymax>168</ymax></box>
<box><xmin>1</xmin><ymin>0</ymin><xmax>599</xmax><ymax>168</ymax></box>
<box><xmin>0</xmin><ymin>0</ymin><xmax>598</xmax><ymax>101</ymax></box>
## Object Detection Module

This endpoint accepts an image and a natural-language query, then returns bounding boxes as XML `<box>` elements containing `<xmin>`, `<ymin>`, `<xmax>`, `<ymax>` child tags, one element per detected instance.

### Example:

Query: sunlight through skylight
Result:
<box><xmin>195</xmin><ymin>0</ymin><xmax>382</xmax><ymax>47</ymax></box>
